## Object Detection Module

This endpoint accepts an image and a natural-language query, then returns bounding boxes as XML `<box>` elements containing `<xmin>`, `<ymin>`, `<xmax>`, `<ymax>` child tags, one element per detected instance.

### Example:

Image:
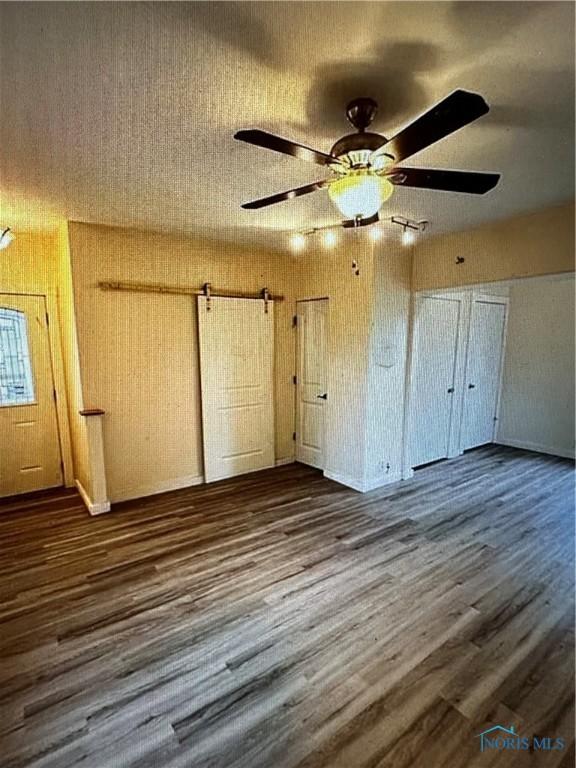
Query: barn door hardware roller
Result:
<box><xmin>261</xmin><ymin>287</ymin><xmax>271</xmax><ymax>314</ymax></box>
<box><xmin>203</xmin><ymin>282</ymin><xmax>212</xmax><ymax>311</ymax></box>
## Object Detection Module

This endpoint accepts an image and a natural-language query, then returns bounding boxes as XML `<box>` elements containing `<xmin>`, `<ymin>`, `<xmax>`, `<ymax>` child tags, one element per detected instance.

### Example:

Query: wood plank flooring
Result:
<box><xmin>0</xmin><ymin>445</ymin><xmax>574</xmax><ymax>768</ymax></box>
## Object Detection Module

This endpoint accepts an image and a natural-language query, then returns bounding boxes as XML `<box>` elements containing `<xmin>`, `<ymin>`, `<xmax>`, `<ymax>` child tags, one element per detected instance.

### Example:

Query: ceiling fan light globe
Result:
<box><xmin>328</xmin><ymin>174</ymin><xmax>393</xmax><ymax>220</ymax></box>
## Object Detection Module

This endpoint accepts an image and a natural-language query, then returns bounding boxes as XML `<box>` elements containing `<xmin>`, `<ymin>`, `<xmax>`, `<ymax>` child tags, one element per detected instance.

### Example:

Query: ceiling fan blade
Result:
<box><xmin>241</xmin><ymin>180</ymin><xmax>328</xmax><ymax>209</ymax></box>
<box><xmin>376</xmin><ymin>90</ymin><xmax>490</xmax><ymax>163</ymax></box>
<box><xmin>388</xmin><ymin>167</ymin><xmax>500</xmax><ymax>194</ymax></box>
<box><xmin>235</xmin><ymin>129</ymin><xmax>336</xmax><ymax>166</ymax></box>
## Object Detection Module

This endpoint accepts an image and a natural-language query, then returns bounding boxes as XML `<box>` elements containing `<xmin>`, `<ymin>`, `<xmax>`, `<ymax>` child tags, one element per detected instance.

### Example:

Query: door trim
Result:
<box><xmin>0</xmin><ymin>291</ymin><xmax>74</xmax><ymax>487</ymax></box>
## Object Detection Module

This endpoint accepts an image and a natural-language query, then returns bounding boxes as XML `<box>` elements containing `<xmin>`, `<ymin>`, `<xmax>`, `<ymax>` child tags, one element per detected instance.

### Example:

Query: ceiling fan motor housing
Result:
<box><xmin>346</xmin><ymin>97</ymin><xmax>378</xmax><ymax>131</ymax></box>
<box><xmin>330</xmin><ymin>132</ymin><xmax>388</xmax><ymax>157</ymax></box>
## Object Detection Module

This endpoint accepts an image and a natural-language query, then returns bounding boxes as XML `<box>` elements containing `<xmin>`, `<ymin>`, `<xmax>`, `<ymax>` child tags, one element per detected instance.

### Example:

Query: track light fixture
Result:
<box><xmin>390</xmin><ymin>216</ymin><xmax>428</xmax><ymax>246</ymax></box>
<box><xmin>288</xmin><ymin>214</ymin><xmax>429</xmax><ymax>251</ymax></box>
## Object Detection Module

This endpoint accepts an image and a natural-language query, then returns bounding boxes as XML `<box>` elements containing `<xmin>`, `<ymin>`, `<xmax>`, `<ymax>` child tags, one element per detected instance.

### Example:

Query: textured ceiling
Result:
<box><xmin>0</xmin><ymin>1</ymin><xmax>574</xmax><ymax>249</ymax></box>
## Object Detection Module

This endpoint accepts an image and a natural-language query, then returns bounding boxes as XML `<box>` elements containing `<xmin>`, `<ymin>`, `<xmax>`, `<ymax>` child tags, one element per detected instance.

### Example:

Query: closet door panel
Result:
<box><xmin>408</xmin><ymin>296</ymin><xmax>462</xmax><ymax>467</ymax></box>
<box><xmin>461</xmin><ymin>300</ymin><xmax>507</xmax><ymax>450</ymax></box>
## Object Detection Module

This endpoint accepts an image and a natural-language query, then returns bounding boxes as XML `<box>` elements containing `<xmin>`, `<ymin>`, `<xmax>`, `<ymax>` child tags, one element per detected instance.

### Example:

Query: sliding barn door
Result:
<box><xmin>460</xmin><ymin>299</ymin><xmax>507</xmax><ymax>450</ymax></box>
<box><xmin>197</xmin><ymin>296</ymin><xmax>275</xmax><ymax>483</ymax></box>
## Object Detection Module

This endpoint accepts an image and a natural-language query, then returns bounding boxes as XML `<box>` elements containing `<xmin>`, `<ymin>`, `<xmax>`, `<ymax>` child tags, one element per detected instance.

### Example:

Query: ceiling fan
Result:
<box><xmin>235</xmin><ymin>90</ymin><xmax>500</xmax><ymax>226</ymax></box>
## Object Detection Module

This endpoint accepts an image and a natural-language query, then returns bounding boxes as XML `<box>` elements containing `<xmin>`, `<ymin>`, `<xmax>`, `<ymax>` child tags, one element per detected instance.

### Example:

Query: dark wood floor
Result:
<box><xmin>0</xmin><ymin>446</ymin><xmax>574</xmax><ymax>768</ymax></box>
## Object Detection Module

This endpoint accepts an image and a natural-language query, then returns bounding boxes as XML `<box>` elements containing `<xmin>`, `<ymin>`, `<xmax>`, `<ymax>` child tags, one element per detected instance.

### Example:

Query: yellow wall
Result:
<box><xmin>67</xmin><ymin>221</ymin><xmax>298</xmax><ymax>502</ymax></box>
<box><xmin>412</xmin><ymin>202</ymin><xmax>575</xmax><ymax>291</ymax></box>
<box><xmin>0</xmin><ymin>229</ymin><xmax>60</xmax><ymax>294</ymax></box>
<box><xmin>55</xmin><ymin>224</ymin><xmax>93</xmax><ymax>497</ymax></box>
<box><xmin>4</xmin><ymin>199</ymin><xmax>573</xmax><ymax>505</ymax></box>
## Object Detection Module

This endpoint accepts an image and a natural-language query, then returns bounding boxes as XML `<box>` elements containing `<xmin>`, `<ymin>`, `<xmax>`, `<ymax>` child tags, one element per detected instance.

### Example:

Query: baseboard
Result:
<box><xmin>323</xmin><ymin>470</ymin><xmax>366</xmax><ymax>492</ymax></box>
<box><xmin>275</xmin><ymin>457</ymin><xmax>295</xmax><ymax>466</ymax></box>
<box><xmin>362</xmin><ymin>471</ymin><xmax>404</xmax><ymax>492</ymax></box>
<box><xmin>324</xmin><ymin>470</ymin><xmax>404</xmax><ymax>493</ymax></box>
<box><xmin>111</xmin><ymin>473</ymin><xmax>205</xmax><ymax>503</ymax></box>
<box><xmin>495</xmin><ymin>438</ymin><xmax>575</xmax><ymax>460</ymax></box>
<box><xmin>75</xmin><ymin>479</ymin><xmax>111</xmax><ymax>516</ymax></box>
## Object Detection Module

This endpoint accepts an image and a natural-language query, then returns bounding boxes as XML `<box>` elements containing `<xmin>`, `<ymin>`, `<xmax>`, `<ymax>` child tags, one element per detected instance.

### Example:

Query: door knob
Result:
<box><xmin>317</xmin><ymin>393</ymin><xmax>328</xmax><ymax>400</ymax></box>
<box><xmin>447</xmin><ymin>387</ymin><xmax>455</xmax><ymax>394</ymax></box>
<box><xmin>468</xmin><ymin>383</ymin><xmax>476</xmax><ymax>389</ymax></box>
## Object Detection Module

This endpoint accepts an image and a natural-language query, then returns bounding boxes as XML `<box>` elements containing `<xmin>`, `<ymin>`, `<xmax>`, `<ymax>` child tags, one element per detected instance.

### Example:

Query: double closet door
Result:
<box><xmin>407</xmin><ymin>293</ymin><xmax>507</xmax><ymax>468</ymax></box>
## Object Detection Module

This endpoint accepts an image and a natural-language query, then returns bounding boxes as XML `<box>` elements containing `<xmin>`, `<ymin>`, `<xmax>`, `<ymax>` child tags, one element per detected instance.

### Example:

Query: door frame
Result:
<box><xmin>0</xmin><ymin>291</ymin><xmax>74</xmax><ymax>488</ymax></box>
<box><xmin>295</xmin><ymin>297</ymin><xmax>329</xmax><ymax>470</ymax></box>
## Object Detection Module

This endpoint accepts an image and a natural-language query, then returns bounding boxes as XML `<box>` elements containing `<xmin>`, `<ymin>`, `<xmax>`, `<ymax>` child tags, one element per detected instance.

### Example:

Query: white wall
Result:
<box><xmin>497</xmin><ymin>276</ymin><xmax>575</xmax><ymax>459</ymax></box>
<box><xmin>364</xmin><ymin>247</ymin><xmax>412</xmax><ymax>489</ymax></box>
<box><xmin>294</xmin><ymin>239</ymin><xmax>412</xmax><ymax>492</ymax></box>
<box><xmin>294</xmin><ymin>237</ymin><xmax>376</xmax><ymax>490</ymax></box>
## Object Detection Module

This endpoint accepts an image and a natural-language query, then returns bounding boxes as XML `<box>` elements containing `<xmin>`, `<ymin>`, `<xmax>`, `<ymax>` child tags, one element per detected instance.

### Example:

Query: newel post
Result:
<box><xmin>79</xmin><ymin>409</ymin><xmax>111</xmax><ymax>515</ymax></box>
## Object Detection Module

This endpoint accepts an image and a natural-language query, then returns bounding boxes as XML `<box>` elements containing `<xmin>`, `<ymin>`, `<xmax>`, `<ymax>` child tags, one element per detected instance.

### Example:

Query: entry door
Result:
<box><xmin>296</xmin><ymin>299</ymin><xmax>328</xmax><ymax>469</ymax></box>
<box><xmin>0</xmin><ymin>295</ymin><xmax>62</xmax><ymax>496</ymax></box>
<box><xmin>408</xmin><ymin>296</ymin><xmax>462</xmax><ymax>468</ymax></box>
<box><xmin>460</xmin><ymin>300</ymin><xmax>507</xmax><ymax>450</ymax></box>
<box><xmin>197</xmin><ymin>296</ymin><xmax>275</xmax><ymax>483</ymax></box>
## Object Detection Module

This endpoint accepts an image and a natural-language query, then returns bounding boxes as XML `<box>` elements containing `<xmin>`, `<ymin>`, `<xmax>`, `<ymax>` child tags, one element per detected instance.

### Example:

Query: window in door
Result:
<box><xmin>0</xmin><ymin>308</ymin><xmax>36</xmax><ymax>406</ymax></box>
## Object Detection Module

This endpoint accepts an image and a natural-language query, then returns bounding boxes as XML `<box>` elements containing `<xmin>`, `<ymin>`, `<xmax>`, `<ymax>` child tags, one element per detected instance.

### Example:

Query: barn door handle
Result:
<box><xmin>317</xmin><ymin>393</ymin><xmax>328</xmax><ymax>400</ymax></box>
<box><xmin>447</xmin><ymin>387</ymin><xmax>455</xmax><ymax>394</ymax></box>
<box><xmin>468</xmin><ymin>383</ymin><xmax>476</xmax><ymax>389</ymax></box>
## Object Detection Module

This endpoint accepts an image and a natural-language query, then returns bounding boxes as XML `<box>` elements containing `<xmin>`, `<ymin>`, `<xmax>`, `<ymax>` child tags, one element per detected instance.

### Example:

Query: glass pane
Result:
<box><xmin>0</xmin><ymin>308</ymin><xmax>36</xmax><ymax>406</ymax></box>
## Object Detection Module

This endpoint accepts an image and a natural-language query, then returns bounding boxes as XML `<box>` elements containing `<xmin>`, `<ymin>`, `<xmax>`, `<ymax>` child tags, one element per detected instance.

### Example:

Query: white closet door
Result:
<box><xmin>461</xmin><ymin>300</ymin><xmax>507</xmax><ymax>450</ymax></box>
<box><xmin>296</xmin><ymin>299</ymin><xmax>328</xmax><ymax>469</ymax></box>
<box><xmin>408</xmin><ymin>296</ymin><xmax>462</xmax><ymax>467</ymax></box>
<box><xmin>197</xmin><ymin>296</ymin><xmax>275</xmax><ymax>483</ymax></box>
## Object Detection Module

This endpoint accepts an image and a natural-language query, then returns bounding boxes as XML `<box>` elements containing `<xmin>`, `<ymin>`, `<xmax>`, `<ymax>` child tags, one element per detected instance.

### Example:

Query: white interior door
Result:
<box><xmin>296</xmin><ymin>299</ymin><xmax>328</xmax><ymax>469</ymax></box>
<box><xmin>0</xmin><ymin>295</ymin><xmax>62</xmax><ymax>497</ymax></box>
<box><xmin>408</xmin><ymin>296</ymin><xmax>462</xmax><ymax>468</ymax></box>
<box><xmin>461</xmin><ymin>299</ymin><xmax>507</xmax><ymax>450</ymax></box>
<box><xmin>197</xmin><ymin>296</ymin><xmax>275</xmax><ymax>483</ymax></box>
